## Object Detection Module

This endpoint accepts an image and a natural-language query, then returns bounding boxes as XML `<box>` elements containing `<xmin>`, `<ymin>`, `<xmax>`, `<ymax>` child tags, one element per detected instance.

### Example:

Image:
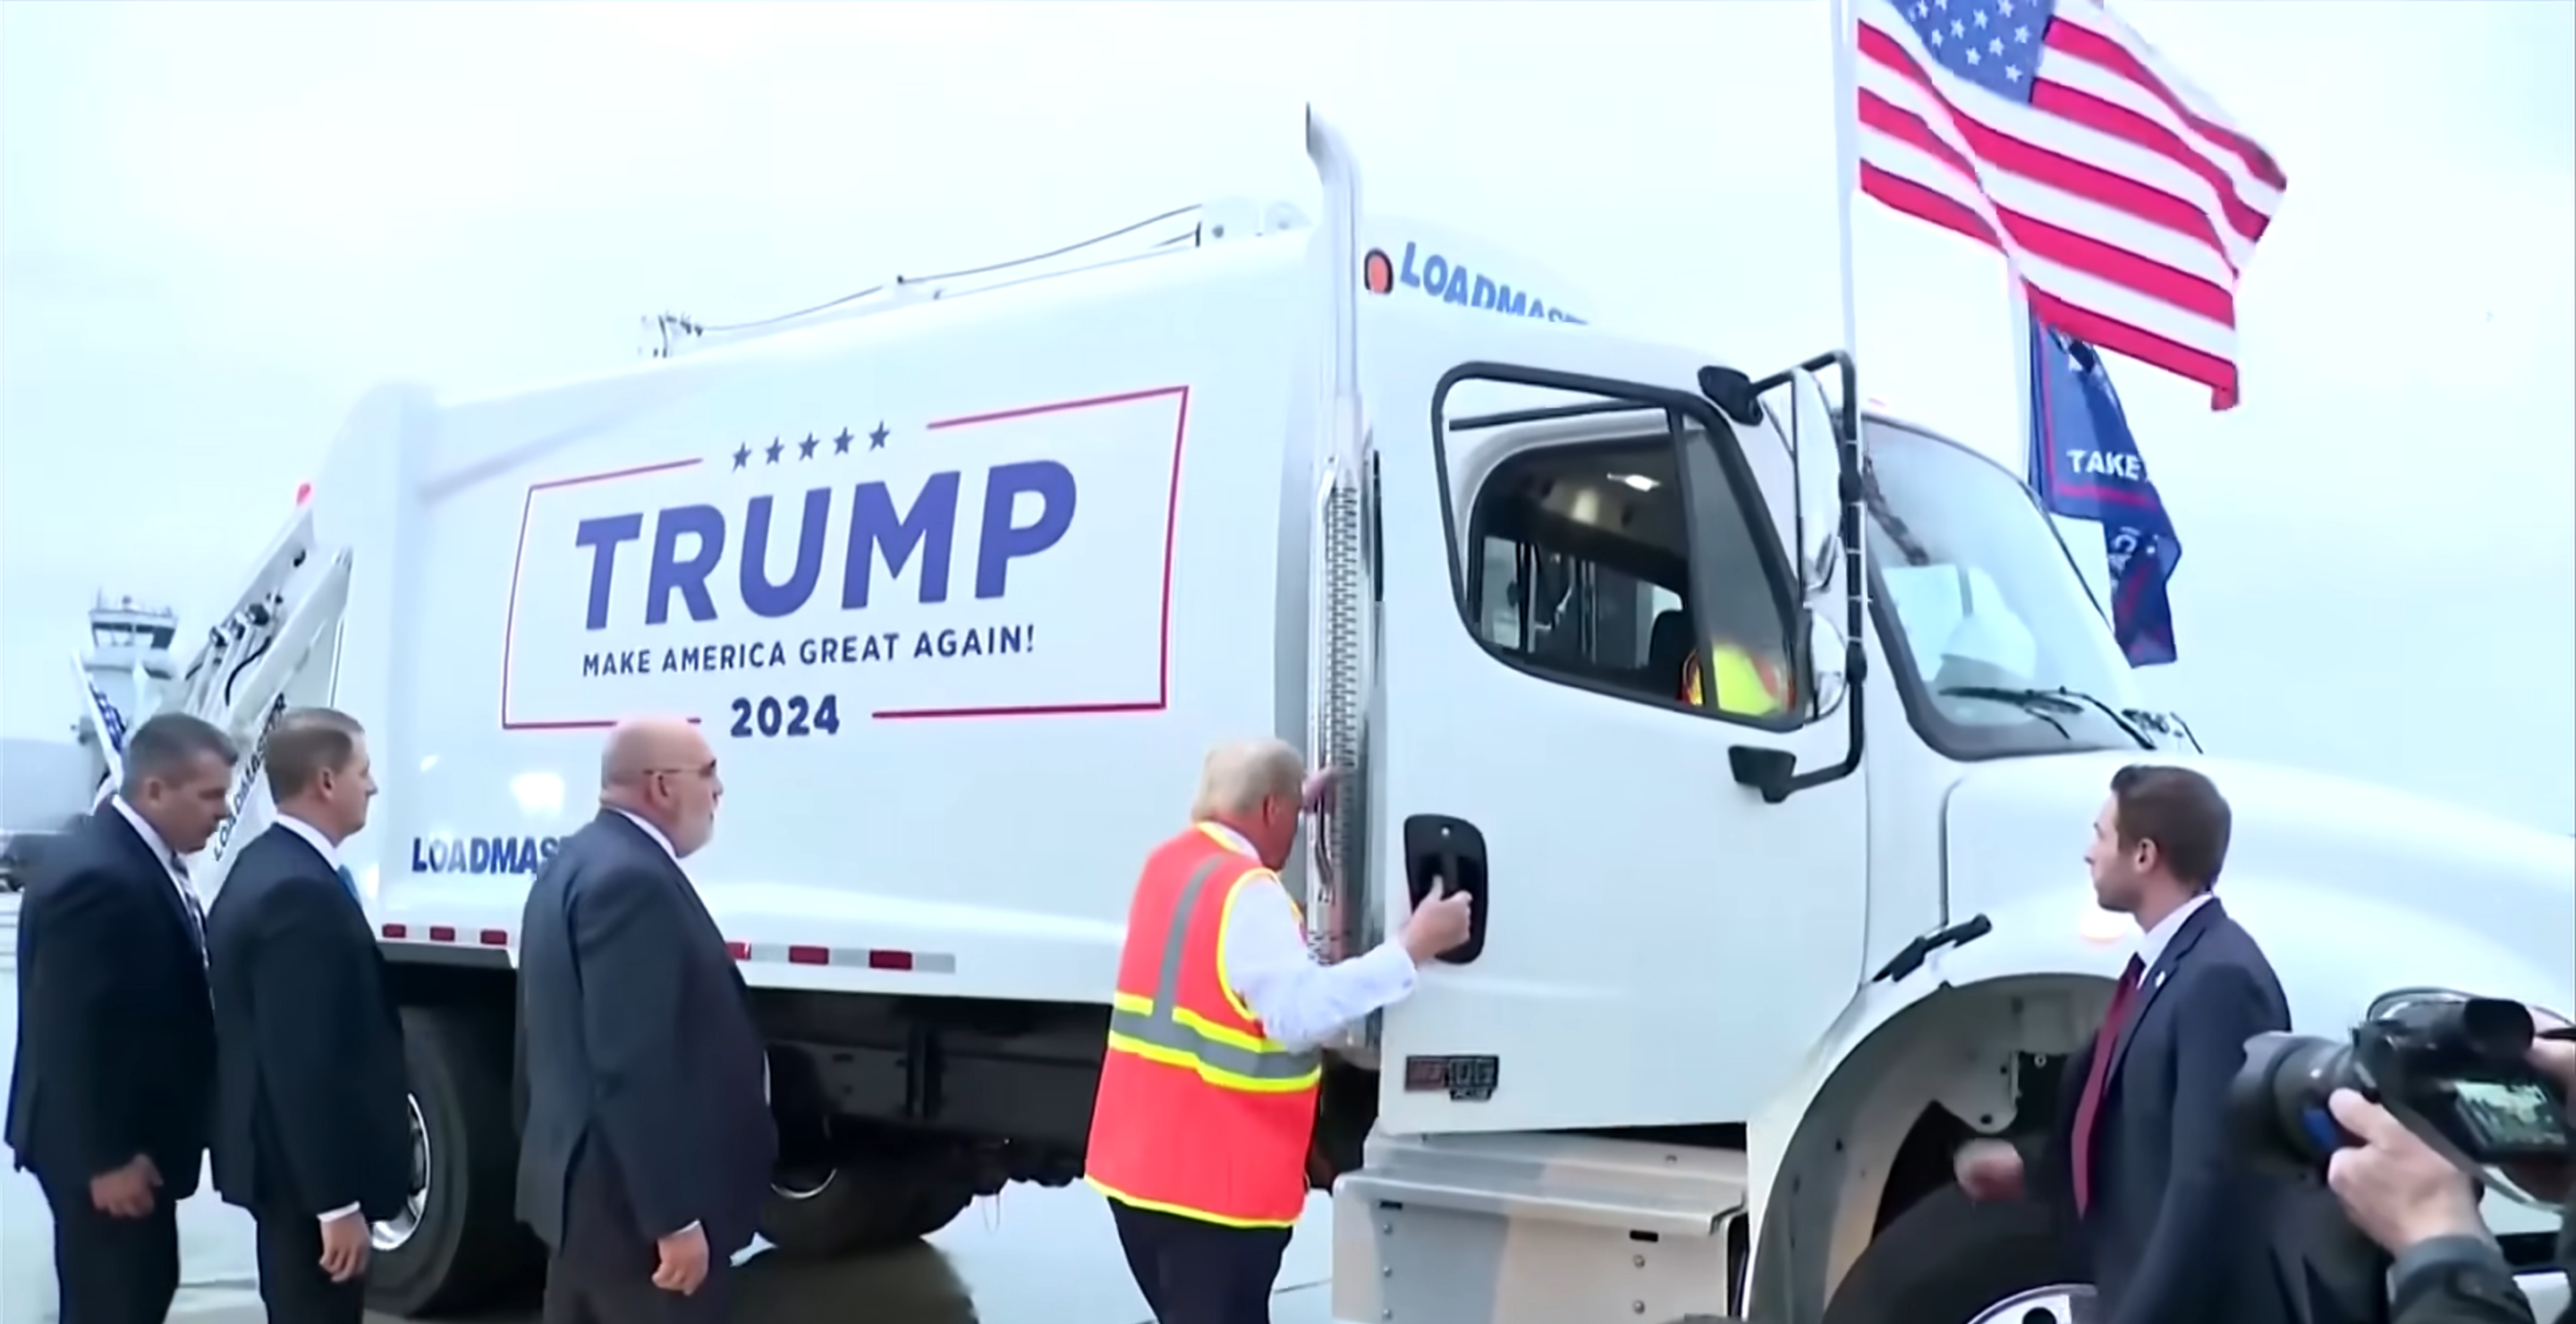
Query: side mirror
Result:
<box><xmin>1781</xmin><ymin>368</ymin><xmax>1843</xmax><ymax>598</ymax></box>
<box><xmin>1806</xmin><ymin>610</ymin><xmax>1851</xmax><ymax>719</ymax></box>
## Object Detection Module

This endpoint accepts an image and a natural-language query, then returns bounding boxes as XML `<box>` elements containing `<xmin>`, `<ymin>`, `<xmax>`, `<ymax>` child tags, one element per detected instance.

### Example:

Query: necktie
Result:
<box><xmin>336</xmin><ymin>864</ymin><xmax>360</xmax><ymax>902</ymax></box>
<box><xmin>171</xmin><ymin>855</ymin><xmax>208</xmax><ymax>955</ymax></box>
<box><xmin>2070</xmin><ymin>955</ymin><xmax>2146</xmax><ymax>1215</ymax></box>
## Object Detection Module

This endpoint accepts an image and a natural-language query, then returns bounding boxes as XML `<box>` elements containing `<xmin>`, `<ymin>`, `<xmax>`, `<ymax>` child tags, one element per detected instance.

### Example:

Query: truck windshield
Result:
<box><xmin>1862</xmin><ymin>421</ymin><xmax>2148</xmax><ymax>760</ymax></box>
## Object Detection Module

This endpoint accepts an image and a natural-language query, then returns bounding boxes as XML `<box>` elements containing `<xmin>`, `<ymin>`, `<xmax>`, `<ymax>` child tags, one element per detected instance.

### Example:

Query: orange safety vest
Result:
<box><xmin>1083</xmin><ymin>824</ymin><xmax>1325</xmax><ymax>1227</ymax></box>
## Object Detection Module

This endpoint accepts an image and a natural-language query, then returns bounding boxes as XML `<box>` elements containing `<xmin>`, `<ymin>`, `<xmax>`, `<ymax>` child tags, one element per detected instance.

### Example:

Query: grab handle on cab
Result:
<box><xmin>1401</xmin><ymin>814</ymin><xmax>1489</xmax><ymax>964</ymax></box>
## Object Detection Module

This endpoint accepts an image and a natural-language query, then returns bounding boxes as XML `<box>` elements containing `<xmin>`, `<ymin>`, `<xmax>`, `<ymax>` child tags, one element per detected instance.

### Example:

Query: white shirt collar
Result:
<box><xmin>273</xmin><ymin>813</ymin><xmax>342</xmax><ymax>870</ymax></box>
<box><xmin>1196</xmin><ymin>821</ymin><xmax>1258</xmax><ymax>859</ymax></box>
<box><xmin>109</xmin><ymin>795</ymin><xmax>184</xmax><ymax>878</ymax></box>
<box><xmin>2136</xmin><ymin>891</ymin><xmax>2215</xmax><ymax>975</ymax></box>
<box><xmin>613</xmin><ymin>809</ymin><xmax>680</xmax><ymax>864</ymax></box>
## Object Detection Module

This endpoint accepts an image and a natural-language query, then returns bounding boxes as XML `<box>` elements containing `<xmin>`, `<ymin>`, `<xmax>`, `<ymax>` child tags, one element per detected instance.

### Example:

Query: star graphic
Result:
<box><xmin>869</xmin><ymin>422</ymin><xmax>890</xmax><ymax>450</ymax></box>
<box><xmin>832</xmin><ymin>428</ymin><xmax>854</xmax><ymax>455</ymax></box>
<box><xmin>731</xmin><ymin>444</ymin><xmax>751</xmax><ymax>471</ymax></box>
<box><xmin>764</xmin><ymin>437</ymin><xmax>784</xmax><ymax>464</ymax></box>
<box><xmin>798</xmin><ymin>433</ymin><xmax>819</xmax><ymax>460</ymax></box>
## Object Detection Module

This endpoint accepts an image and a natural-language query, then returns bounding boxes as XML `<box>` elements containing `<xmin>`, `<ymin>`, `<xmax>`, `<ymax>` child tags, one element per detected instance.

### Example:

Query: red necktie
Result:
<box><xmin>2070</xmin><ymin>955</ymin><xmax>2145</xmax><ymax>1215</ymax></box>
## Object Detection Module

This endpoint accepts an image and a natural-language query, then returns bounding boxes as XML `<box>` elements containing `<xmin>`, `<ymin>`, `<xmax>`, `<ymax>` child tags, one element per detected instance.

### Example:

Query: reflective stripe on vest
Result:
<box><xmin>1104</xmin><ymin>856</ymin><xmax>1323</xmax><ymax>1091</ymax></box>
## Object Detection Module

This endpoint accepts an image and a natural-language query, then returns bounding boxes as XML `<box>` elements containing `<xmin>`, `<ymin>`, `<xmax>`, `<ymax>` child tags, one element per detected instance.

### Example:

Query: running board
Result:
<box><xmin>1331</xmin><ymin>1128</ymin><xmax>1749</xmax><ymax>1324</ymax></box>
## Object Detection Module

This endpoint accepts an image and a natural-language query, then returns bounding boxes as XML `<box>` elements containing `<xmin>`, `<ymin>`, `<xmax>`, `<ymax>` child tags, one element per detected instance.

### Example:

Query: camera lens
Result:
<box><xmin>2232</xmin><ymin>1031</ymin><xmax>2361</xmax><ymax>1167</ymax></box>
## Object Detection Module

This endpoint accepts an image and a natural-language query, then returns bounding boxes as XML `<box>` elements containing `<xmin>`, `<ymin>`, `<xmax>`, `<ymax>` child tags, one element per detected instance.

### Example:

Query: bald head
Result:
<box><xmin>600</xmin><ymin>716</ymin><xmax>706</xmax><ymax>790</ymax></box>
<box><xmin>598</xmin><ymin>716</ymin><xmax>723</xmax><ymax>857</ymax></box>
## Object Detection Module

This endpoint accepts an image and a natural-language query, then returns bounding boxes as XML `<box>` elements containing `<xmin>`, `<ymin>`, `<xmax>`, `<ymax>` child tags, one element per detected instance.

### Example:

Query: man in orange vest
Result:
<box><xmin>1086</xmin><ymin>739</ymin><xmax>1474</xmax><ymax>1324</ymax></box>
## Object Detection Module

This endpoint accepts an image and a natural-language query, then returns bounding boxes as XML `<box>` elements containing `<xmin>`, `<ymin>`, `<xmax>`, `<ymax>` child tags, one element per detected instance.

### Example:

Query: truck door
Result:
<box><xmin>1359</xmin><ymin>314</ymin><xmax>1870</xmax><ymax>1137</ymax></box>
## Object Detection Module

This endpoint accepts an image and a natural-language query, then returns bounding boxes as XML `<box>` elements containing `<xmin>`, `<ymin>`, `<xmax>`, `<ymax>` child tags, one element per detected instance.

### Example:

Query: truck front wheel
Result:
<box><xmin>368</xmin><ymin>1006</ymin><xmax>545</xmax><ymax>1316</ymax></box>
<box><xmin>1820</xmin><ymin>1185</ymin><xmax>2094</xmax><ymax>1324</ymax></box>
<box><xmin>758</xmin><ymin>1153</ymin><xmax>977</xmax><ymax>1259</ymax></box>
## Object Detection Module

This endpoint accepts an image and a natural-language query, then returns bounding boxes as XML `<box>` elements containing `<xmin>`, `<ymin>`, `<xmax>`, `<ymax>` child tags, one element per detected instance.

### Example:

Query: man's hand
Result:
<box><xmin>89</xmin><ymin>1154</ymin><xmax>161</xmax><ymax>1218</ymax></box>
<box><xmin>318</xmin><ymin>1210</ymin><xmax>370</xmax><ymax>1283</ymax></box>
<box><xmin>2527</xmin><ymin>1007</ymin><xmax>2574</xmax><ymax>1095</ymax></box>
<box><xmin>1953</xmin><ymin>1139</ymin><xmax>2025</xmax><ymax>1201</ymax></box>
<box><xmin>652</xmin><ymin>1223</ymin><xmax>710</xmax><ymax>1296</ymax></box>
<box><xmin>2325</xmin><ymin>1089</ymin><xmax>2487</xmax><ymax>1254</ymax></box>
<box><xmin>1301</xmin><ymin>767</ymin><xmax>1342</xmax><ymax>817</ymax></box>
<box><xmin>1398</xmin><ymin>877</ymin><xmax>1474</xmax><ymax>964</ymax></box>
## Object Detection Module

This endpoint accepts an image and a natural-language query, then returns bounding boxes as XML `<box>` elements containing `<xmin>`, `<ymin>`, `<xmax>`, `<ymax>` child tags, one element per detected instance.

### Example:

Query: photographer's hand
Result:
<box><xmin>2325</xmin><ymin>1089</ymin><xmax>2487</xmax><ymax>1253</ymax></box>
<box><xmin>2527</xmin><ymin>1007</ymin><xmax>2574</xmax><ymax>1098</ymax></box>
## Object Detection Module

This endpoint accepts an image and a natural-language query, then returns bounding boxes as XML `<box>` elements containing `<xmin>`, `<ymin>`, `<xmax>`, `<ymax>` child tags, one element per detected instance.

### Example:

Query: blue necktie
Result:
<box><xmin>336</xmin><ymin>864</ymin><xmax>360</xmax><ymax>902</ymax></box>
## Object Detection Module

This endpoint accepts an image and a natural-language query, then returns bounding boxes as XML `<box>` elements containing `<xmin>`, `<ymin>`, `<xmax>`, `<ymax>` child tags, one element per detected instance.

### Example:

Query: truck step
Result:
<box><xmin>1332</xmin><ymin>1130</ymin><xmax>1747</xmax><ymax>1324</ymax></box>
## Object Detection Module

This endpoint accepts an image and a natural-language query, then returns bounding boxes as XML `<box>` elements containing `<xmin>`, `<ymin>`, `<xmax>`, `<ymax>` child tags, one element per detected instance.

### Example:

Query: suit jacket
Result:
<box><xmin>513</xmin><ymin>811</ymin><xmax>772</xmax><ymax>1257</ymax></box>
<box><xmin>4</xmin><ymin>805</ymin><xmax>216</xmax><ymax>1192</ymax></box>
<box><xmin>2040</xmin><ymin>897</ymin><xmax>2298</xmax><ymax>1324</ymax></box>
<box><xmin>206</xmin><ymin>823</ymin><xmax>411</xmax><ymax>1221</ymax></box>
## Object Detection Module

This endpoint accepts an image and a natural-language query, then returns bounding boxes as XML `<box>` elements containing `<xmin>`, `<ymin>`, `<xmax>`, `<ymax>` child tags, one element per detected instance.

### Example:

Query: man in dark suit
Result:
<box><xmin>207</xmin><ymin>708</ymin><xmax>411</xmax><ymax>1324</ymax></box>
<box><xmin>6</xmin><ymin>712</ymin><xmax>235</xmax><ymax>1324</ymax></box>
<box><xmin>516</xmin><ymin>716</ymin><xmax>773</xmax><ymax>1323</ymax></box>
<box><xmin>1956</xmin><ymin>763</ymin><xmax>2297</xmax><ymax>1324</ymax></box>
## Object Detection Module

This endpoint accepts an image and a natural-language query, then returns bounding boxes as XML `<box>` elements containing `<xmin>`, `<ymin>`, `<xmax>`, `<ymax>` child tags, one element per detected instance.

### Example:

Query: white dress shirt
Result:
<box><xmin>267</xmin><ymin>811</ymin><xmax>366</xmax><ymax>1226</ymax></box>
<box><xmin>2135</xmin><ymin>890</ymin><xmax>2214</xmax><ymax>979</ymax></box>
<box><xmin>1200</xmin><ymin>823</ymin><xmax>1419</xmax><ymax>1051</ymax></box>
<box><xmin>108</xmin><ymin>796</ymin><xmax>206</xmax><ymax>959</ymax></box>
<box><xmin>109</xmin><ymin>794</ymin><xmax>198</xmax><ymax>912</ymax></box>
<box><xmin>611</xmin><ymin>808</ymin><xmax>680</xmax><ymax>864</ymax></box>
<box><xmin>273</xmin><ymin>812</ymin><xmax>342</xmax><ymax>874</ymax></box>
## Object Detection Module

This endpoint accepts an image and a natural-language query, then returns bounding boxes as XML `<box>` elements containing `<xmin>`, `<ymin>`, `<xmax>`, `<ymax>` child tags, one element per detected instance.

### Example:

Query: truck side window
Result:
<box><xmin>1468</xmin><ymin>434</ymin><xmax>1792</xmax><ymax>721</ymax></box>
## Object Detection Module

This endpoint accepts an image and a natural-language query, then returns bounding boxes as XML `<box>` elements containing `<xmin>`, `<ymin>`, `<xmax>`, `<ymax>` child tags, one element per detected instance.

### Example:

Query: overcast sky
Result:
<box><xmin>3</xmin><ymin>1</ymin><xmax>2570</xmax><ymax>831</ymax></box>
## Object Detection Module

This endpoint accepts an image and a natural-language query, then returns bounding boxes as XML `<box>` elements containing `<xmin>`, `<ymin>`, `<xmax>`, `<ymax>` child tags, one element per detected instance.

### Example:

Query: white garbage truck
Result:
<box><xmin>90</xmin><ymin>111</ymin><xmax>2567</xmax><ymax>1323</ymax></box>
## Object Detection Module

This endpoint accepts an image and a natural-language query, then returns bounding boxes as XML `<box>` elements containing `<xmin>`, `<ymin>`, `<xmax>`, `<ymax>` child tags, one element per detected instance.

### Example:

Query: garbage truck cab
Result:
<box><xmin>97</xmin><ymin>109</ymin><xmax>2568</xmax><ymax>1324</ymax></box>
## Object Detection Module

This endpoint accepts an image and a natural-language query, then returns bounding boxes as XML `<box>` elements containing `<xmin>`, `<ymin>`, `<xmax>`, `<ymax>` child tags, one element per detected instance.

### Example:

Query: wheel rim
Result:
<box><xmin>772</xmin><ymin>1166</ymin><xmax>835</xmax><ymax>1201</ymax></box>
<box><xmin>371</xmin><ymin>1094</ymin><xmax>431</xmax><ymax>1252</ymax></box>
<box><xmin>1967</xmin><ymin>1283</ymin><xmax>2096</xmax><ymax>1324</ymax></box>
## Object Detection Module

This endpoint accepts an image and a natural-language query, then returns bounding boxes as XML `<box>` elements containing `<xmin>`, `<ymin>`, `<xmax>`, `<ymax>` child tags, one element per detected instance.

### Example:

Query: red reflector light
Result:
<box><xmin>867</xmin><ymin>950</ymin><xmax>914</xmax><ymax>971</ymax></box>
<box><xmin>381</xmin><ymin>923</ymin><xmax>408</xmax><ymax>939</ymax></box>
<box><xmin>294</xmin><ymin>481</ymin><xmax>313</xmax><ymax>506</ymax></box>
<box><xmin>726</xmin><ymin>941</ymin><xmax>751</xmax><ymax>960</ymax></box>
<box><xmin>428</xmin><ymin>925</ymin><xmax>457</xmax><ymax>942</ymax></box>
<box><xmin>479</xmin><ymin>929</ymin><xmax>509</xmax><ymax>946</ymax></box>
<box><xmin>786</xmin><ymin>945</ymin><xmax>829</xmax><ymax>965</ymax></box>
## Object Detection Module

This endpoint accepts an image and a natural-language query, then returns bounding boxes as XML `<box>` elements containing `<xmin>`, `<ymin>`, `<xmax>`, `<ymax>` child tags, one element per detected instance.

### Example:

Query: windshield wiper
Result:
<box><xmin>1938</xmin><ymin>684</ymin><xmax>2155</xmax><ymax>749</ymax></box>
<box><xmin>2118</xmin><ymin>707</ymin><xmax>2206</xmax><ymax>753</ymax></box>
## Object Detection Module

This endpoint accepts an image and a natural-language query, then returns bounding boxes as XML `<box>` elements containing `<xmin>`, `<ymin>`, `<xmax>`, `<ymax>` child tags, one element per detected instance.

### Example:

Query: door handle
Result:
<box><xmin>1401</xmin><ymin>814</ymin><xmax>1488</xmax><ymax>964</ymax></box>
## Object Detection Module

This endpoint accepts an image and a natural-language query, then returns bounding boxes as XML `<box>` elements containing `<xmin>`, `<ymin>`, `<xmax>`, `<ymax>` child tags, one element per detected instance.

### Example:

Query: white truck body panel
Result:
<box><xmin>354</xmin><ymin>233</ymin><xmax>1311</xmax><ymax>1007</ymax></box>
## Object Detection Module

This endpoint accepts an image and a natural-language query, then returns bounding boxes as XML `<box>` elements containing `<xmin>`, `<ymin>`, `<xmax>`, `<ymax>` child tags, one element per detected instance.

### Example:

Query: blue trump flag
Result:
<box><xmin>2027</xmin><ymin>315</ymin><xmax>2182</xmax><ymax>666</ymax></box>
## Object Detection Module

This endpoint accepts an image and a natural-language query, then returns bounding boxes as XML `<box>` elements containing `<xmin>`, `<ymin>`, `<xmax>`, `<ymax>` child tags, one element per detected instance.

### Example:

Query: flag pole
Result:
<box><xmin>2011</xmin><ymin>279</ymin><xmax>2038</xmax><ymax>481</ymax></box>
<box><xmin>1829</xmin><ymin>0</ymin><xmax>1862</xmax><ymax>367</ymax></box>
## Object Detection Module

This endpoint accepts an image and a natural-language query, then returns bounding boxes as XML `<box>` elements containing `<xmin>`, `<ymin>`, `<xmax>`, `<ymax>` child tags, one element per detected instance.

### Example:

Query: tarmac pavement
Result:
<box><xmin>0</xmin><ymin>894</ymin><xmax>1335</xmax><ymax>1324</ymax></box>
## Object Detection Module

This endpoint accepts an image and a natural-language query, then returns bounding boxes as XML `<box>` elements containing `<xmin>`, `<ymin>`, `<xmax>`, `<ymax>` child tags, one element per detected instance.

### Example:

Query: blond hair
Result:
<box><xmin>1191</xmin><ymin>739</ymin><xmax>1305</xmax><ymax>822</ymax></box>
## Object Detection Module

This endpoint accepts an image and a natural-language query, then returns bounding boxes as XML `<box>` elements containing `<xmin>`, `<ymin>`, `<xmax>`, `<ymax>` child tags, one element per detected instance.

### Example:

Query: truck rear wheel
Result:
<box><xmin>1821</xmin><ymin>1185</ymin><xmax>2093</xmax><ymax>1324</ymax></box>
<box><xmin>368</xmin><ymin>1006</ymin><xmax>545</xmax><ymax>1316</ymax></box>
<box><xmin>759</xmin><ymin>1153</ymin><xmax>977</xmax><ymax>1259</ymax></box>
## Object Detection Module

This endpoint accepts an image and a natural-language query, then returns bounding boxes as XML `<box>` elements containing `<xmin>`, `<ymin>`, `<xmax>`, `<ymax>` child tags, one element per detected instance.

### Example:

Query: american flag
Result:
<box><xmin>1853</xmin><ymin>0</ymin><xmax>2285</xmax><ymax>409</ymax></box>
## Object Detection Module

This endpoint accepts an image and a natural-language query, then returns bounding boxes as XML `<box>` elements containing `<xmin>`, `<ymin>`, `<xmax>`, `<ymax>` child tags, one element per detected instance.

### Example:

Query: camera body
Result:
<box><xmin>2233</xmin><ymin>991</ymin><xmax>2572</xmax><ymax>1207</ymax></box>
